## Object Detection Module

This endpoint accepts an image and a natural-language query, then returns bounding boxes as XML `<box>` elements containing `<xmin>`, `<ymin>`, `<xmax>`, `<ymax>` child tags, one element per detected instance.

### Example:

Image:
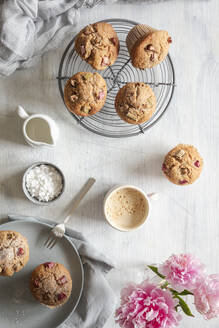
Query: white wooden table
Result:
<box><xmin>0</xmin><ymin>0</ymin><xmax>219</xmax><ymax>327</ymax></box>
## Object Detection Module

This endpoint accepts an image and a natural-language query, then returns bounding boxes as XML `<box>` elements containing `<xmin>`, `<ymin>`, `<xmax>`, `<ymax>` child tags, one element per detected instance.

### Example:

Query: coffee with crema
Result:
<box><xmin>105</xmin><ymin>187</ymin><xmax>149</xmax><ymax>231</ymax></box>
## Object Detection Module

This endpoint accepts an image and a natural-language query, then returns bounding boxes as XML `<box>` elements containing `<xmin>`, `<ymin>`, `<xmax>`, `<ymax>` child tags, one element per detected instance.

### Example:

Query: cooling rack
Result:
<box><xmin>57</xmin><ymin>18</ymin><xmax>175</xmax><ymax>138</ymax></box>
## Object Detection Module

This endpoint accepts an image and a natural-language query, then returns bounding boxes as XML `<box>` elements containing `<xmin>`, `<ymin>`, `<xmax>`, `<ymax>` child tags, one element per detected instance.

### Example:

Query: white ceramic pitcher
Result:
<box><xmin>16</xmin><ymin>105</ymin><xmax>59</xmax><ymax>148</ymax></box>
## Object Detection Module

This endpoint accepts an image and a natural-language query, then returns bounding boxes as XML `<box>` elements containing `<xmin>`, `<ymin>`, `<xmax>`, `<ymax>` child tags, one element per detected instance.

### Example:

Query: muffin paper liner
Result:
<box><xmin>126</xmin><ymin>24</ymin><xmax>157</xmax><ymax>55</ymax></box>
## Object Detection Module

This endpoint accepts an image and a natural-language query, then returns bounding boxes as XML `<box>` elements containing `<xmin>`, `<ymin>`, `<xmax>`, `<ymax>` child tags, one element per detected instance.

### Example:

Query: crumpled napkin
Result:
<box><xmin>0</xmin><ymin>0</ymin><xmax>101</xmax><ymax>76</ymax></box>
<box><xmin>7</xmin><ymin>213</ymin><xmax>116</xmax><ymax>328</ymax></box>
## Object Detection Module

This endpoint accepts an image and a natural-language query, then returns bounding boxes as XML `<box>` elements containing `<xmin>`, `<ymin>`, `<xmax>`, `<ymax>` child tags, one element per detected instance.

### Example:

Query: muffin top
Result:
<box><xmin>0</xmin><ymin>230</ymin><xmax>29</xmax><ymax>276</ymax></box>
<box><xmin>131</xmin><ymin>30</ymin><xmax>172</xmax><ymax>69</ymax></box>
<box><xmin>64</xmin><ymin>72</ymin><xmax>107</xmax><ymax>116</ymax></box>
<box><xmin>30</xmin><ymin>262</ymin><xmax>72</xmax><ymax>307</ymax></box>
<box><xmin>162</xmin><ymin>144</ymin><xmax>203</xmax><ymax>185</ymax></box>
<box><xmin>115</xmin><ymin>82</ymin><xmax>156</xmax><ymax>125</ymax></box>
<box><xmin>75</xmin><ymin>22</ymin><xmax>119</xmax><ymax>70</ymax></box>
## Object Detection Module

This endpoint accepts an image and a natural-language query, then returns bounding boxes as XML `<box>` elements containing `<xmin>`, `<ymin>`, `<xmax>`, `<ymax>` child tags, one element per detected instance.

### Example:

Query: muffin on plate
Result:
<box><xmin>75</xmin><ymin>22</ymin><xmax>119</xmax><ymax>70</ymax></box>
<box><xmin>30</xmin><ymin>262</ymin><xmax>72</xmax><ymax>308</ymax></box>
<box><xmin>0</xmin><ymin>230</ymin><xmax>29</xmax><ymax>276</ymax></box>
<box><xmin>115</xmin><ymin>82</ymin><xmax>156</xmax><ymax>125</ymax></box>
<box><xmin>162</xmin><ymin>144</ymin><xmax>203</xmax><ymax>185</ymax></box>
<box><xmin>126</xmin><ymin>24</ymin><xmax>172</xmax><ymax>69</ymax></box>
<box><xmin>64</xmin><ymin>72</ymin><xmax>107</xmax><ymax>116</ymax></box>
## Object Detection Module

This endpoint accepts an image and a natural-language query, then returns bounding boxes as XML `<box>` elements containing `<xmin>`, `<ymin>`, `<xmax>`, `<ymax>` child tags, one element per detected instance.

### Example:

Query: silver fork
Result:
<box><xmin>44</xmin><ymin>177</ymin><xmax>96</xmax><ymax>249</ymax></box>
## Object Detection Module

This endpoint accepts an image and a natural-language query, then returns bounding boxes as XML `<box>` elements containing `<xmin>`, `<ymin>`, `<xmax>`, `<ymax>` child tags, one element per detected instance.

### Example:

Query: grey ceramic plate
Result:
<box><xmin>0</xmin><ymin>220</ymin><xmax>84</xmax><ymax>328</ymax></box>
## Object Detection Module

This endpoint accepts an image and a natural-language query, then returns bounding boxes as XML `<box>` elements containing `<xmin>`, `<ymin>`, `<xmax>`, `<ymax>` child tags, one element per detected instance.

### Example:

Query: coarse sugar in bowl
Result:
<box><xmin>22</xmin><ymin>162</ymin><xmax>65</xmax><ymax>205</ymax></box>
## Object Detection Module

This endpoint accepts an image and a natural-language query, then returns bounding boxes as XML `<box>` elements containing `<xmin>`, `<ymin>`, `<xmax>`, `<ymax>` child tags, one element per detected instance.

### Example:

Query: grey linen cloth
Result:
<box><xmin>0</xmin><ymin>0</ymin><xmax>102</xmax><ymax>76</ymax></box>
<box><xmin>7</xmin><ymin>213</ymin><xmax>117</xmax><ymax>328</ymax></box>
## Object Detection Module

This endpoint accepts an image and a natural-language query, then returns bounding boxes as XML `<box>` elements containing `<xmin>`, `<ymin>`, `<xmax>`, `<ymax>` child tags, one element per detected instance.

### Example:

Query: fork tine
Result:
<box><xmin>44</xmin><ymin>235</ymin><xmax>51</xmax><ymax>247</ymax></box>
<box><xmin>49</xmin><ymin>239</ymin><xmax>58</xmax><ymax>250</ymax></box>
<box><xmin>46</xmin><ymin>237</ymin><xmax>56</xmax><ymax>249</ymax></box>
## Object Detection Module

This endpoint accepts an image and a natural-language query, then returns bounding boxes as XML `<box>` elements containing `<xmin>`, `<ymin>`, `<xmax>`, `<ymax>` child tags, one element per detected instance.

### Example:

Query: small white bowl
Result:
<box><xmin>22</xmin><ymin>162</ymin><xmax>65</xmax><ymax>205</ymax></box>
<box><xmin>103</xmin><ymin>184</ymin><xmax>151</xmax><ymax>232</ymax></box>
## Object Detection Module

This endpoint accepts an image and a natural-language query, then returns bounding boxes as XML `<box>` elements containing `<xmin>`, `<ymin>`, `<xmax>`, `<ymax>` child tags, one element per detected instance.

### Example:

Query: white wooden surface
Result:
<box><xmin>0</xmin><ymin>0</ymin><xmax>219</xmax><ymax>327</ymax></box>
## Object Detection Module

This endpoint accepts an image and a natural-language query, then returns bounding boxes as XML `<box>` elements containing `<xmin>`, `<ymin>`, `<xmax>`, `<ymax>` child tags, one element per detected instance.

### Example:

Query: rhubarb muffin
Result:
<box><xmin>75</xmin><ymin>22</ymin><xmax>119</xmax><ymax>70</ymax></box>
<box><xmin>162</xmin><ymin>144</ymin><xmax>203</xmax><ymax>185</ymax></box>
<box><xmin>30</xmin><ymin>262</ymin><xmax>72</xmax><ymax>308</ymax></box>
<box><xmin>64</xmin><ymin>72</ymin><xmax>107</xmax><ymax>116</ymax></box>
<box><xmin>0</xmin><ymin>230</ymin><xmax>29</xmax><ymax>276</ymax></box>
<box><xmin>115</xmin><ymin>82</ymin><xmax>156</xmax><ymax>124</ymax></box>
<box><xmin>126</xmin><ymin>24</ymin><xmax>172</xmax><ymax>69</ymax></box>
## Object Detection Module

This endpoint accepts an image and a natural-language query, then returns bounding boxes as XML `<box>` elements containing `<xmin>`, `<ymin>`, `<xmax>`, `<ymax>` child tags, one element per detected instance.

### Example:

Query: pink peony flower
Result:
<box><xmin>159</xmin><ymin>254</ymin><xmax>205</xmax><ymax>292</ymax></box>
<box><xmin>194</xmin><ymin>274</ymin><xmax>219</xmax><ymax>319</ymax></box>
<box><xmin>115</xmin><ymin>279</ymin><xmax>181</xmax><ymax>328</ymax></box>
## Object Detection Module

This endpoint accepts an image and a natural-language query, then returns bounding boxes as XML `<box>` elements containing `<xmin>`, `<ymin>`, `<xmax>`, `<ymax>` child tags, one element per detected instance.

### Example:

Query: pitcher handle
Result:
<box><xmin>16</xmin><ymin>105</ymin><xmax>29</xmax><ymax>120</ymax></box>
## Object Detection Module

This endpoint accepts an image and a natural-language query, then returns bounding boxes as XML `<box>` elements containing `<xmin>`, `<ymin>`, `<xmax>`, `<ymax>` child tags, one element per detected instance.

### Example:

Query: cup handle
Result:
<box><xmin>147</xmin><ymin>192</ymin><xmax>158</xmax><ymax>201</ymax></box>
<box><xmin>16</xmin><ymin>105</ymin><xmax>29</xmax><ymax>120</ymax></box>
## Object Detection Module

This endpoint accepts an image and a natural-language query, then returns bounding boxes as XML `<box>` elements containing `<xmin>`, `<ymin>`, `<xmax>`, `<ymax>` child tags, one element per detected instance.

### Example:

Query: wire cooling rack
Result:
<box><xmin>57</xmin><ymin>18</ymin><xmax>175</xmax><ymax>138</ymax></box>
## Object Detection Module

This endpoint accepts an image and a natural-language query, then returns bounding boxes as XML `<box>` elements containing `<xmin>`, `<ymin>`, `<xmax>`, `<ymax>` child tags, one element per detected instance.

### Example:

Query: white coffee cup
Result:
<box><xmin>103</xmin><ymin>185</ymin><xmax>156</xmax><ymax>232</ymax></box>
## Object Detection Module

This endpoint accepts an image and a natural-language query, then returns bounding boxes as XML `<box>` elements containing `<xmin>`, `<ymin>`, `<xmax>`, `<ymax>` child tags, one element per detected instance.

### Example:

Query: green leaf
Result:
<box><xmin>170</xmin><ymin>289</ymin><xmax>193</xmax><ymax>296</ymax></box>
<box><xmin>174</xmin><ymin>295</ymin><xmax>194</xmax><ymax>317</ymax></box>
<box><xmin>178</xmin><ymin>290</ymin><xmax>193</xmax><ymax>296</ymax></box>
<box><xmin>147</xmin><ymin>265</ymin><xmax>165</xmax><ymax>279</ymax></box>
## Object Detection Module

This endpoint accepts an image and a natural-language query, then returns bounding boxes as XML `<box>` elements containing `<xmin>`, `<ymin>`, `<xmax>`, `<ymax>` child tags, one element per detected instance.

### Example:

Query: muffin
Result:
<box><xmin>126</xmin><ymin>24</ymin><xmax>172</xmax><ymax>69</ymax></box>
<box><xmin>75</xmin><ymin>22</ymin><xmax>119</xmax><ymax>70</ymax></box>
<box><xmin>64</xmin><ymin>72</ymin><xmax>107</xmax><ymax>116</ymax></box>
<box><xmin>0</xmin><ymin>230</ymin><xmax>29</xmax><ymax>276</ymax></box>
<box><xmin>162</xmin><ymin>144</ymin><xmax>203</xmax><ymax>185</ymax></box>
<box><xmin>30</xmin><ymin>262</ymin><xmax>72</xmax><ymax>308</ymax></box>
<box><xmin>115</xmin><ymin>82</ymin><xmax>156</xmax><ymax>124</ymax></box>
